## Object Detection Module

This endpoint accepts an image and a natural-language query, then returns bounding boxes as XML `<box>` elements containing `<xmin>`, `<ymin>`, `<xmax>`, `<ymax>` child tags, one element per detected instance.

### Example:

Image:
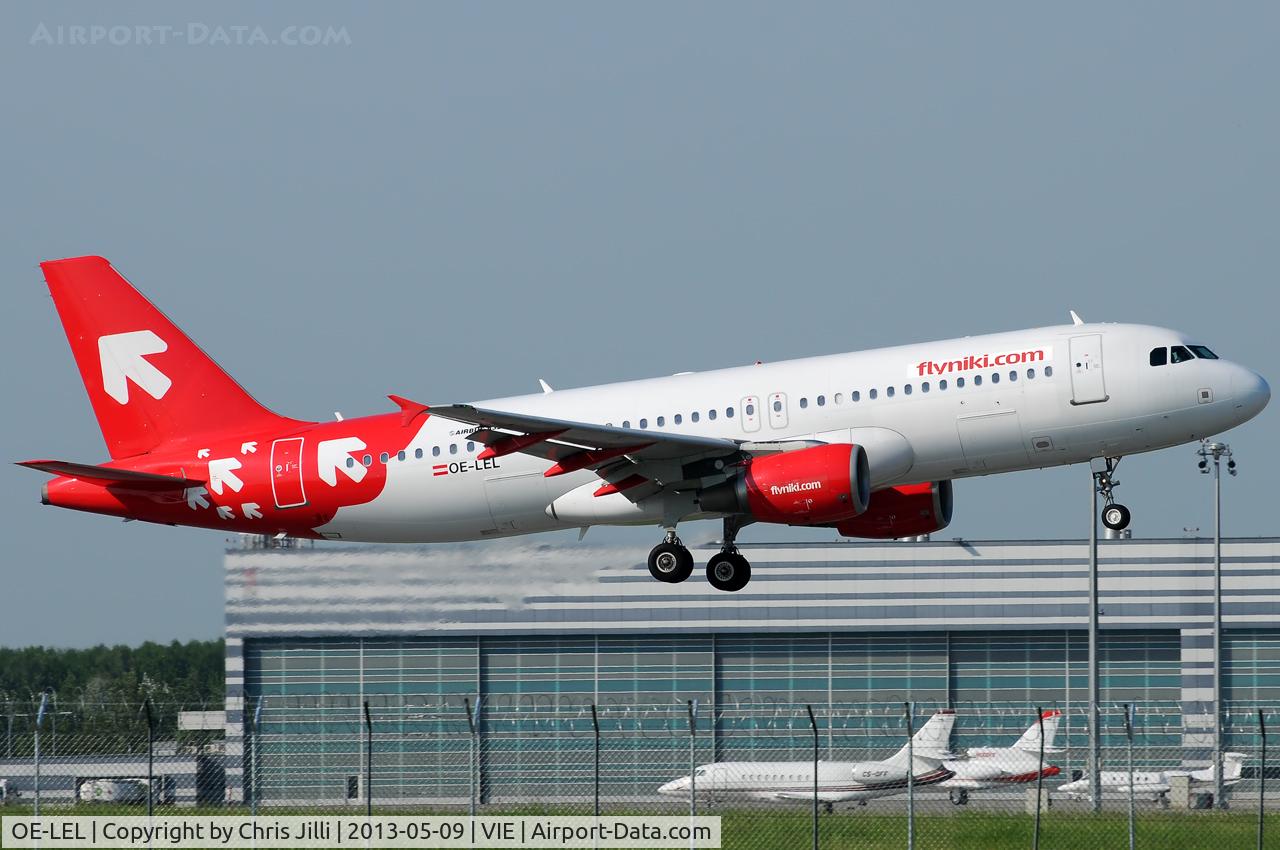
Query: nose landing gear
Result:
<box><xmin>1094</xmin><ymin>457</ymin><xmax>1131</xmax><ymax>531</ymax></box>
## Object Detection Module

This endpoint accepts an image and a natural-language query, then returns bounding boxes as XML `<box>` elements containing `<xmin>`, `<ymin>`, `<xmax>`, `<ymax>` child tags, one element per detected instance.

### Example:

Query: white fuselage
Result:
<box><xmin>657</xmin><ymin>758</ymin><xmax>952</xmax><ymax>804</ymax></box>
<box><xmin>318</xmin><ymin>322</ymin><xmax>1269</xmax><ymax>542</ymax></box>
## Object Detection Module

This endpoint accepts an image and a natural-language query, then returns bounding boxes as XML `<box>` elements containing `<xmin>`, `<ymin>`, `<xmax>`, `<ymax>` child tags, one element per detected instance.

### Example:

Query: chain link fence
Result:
<box><xmin>0</xmin><ymin>698</ymin><xmax>1275</xmax><ymax>849</ymax></box>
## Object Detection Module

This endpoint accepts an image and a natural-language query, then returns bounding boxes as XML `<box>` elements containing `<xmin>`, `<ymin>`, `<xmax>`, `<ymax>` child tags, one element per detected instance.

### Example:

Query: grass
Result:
<box><xmin>1</xmin><ymin>805</ymin><xmax>1271</xmax><ymax>849</ymax></box>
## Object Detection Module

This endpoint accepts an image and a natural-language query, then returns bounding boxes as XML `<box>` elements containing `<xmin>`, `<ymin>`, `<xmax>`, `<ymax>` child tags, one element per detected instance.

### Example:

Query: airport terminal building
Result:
<box><xmin>221</xmin><ymin>537</ymin><xmax>1280</xmax><ymax>804</ymax></box>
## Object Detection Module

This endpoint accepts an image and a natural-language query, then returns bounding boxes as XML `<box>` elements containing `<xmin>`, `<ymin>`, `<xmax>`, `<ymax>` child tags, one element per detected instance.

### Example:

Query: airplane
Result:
<box><xmin>657</xmin><ymin>709</ymin><xmax>956</xmax><ymax>807</ymax></box>
<box><xmin>1056</xmin><ymin>752</ymin><xmax>1247</xmax><ymax>803</ymax></box>
<box><xmin>20</xmin><ymin>256</ymin><xmax>1270</xmax><ymax>591</ymax></box>
<box><xmin>939</xmin><ymin>709</ymin><xmax>1064</xmax><ymax>805</ymax></box>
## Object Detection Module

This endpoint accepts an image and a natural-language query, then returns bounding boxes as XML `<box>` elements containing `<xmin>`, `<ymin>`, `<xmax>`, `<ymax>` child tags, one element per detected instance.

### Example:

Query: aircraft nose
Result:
<box><xmin>1232</xmin><ymin>368</ymin><xmax>1270</xmax><ymax>422</ymax></box>
<box><xmin>657</xmin><ymin>778</ymin><xmax>686</xmax><ymax>795</ymax></box>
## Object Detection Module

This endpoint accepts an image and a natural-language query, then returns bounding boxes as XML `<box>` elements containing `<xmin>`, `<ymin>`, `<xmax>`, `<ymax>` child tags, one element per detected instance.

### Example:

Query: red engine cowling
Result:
<box><xmin>699</xmin><ymin>444</ymin><xmax>871</xmax><ymax>525</ymax></box>
<box><xmin>834</xmin><ymin>480</ymin><xmax>954</xmax><ymax>539</ymax></box>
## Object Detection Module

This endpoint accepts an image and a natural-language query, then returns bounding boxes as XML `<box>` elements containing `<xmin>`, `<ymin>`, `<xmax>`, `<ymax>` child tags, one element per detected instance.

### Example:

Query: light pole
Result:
<box><xmin>1197</xmin><ymin>439</ymin><xmax>1236</xmax><ymax>810</ymax></box>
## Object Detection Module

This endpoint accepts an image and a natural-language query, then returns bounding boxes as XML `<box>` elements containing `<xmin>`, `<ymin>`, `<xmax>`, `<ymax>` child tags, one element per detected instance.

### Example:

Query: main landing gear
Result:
<box><xmin>1093</xmin><ymin>456</ymin><xmax>1132</xmax><ymax>531</ymax></box>
<box><xmin>949</xmin><ymin>789</ymin><xmax>970</xmax><ymax>806</ymax></box>
<box><xmin>647</xmin><ymin>530</ymin><xmax>694</xmax><ymax>583</ymax></box>
<box><xmin>646</xmin><ymin>518</ymin><xmax>753</xmax><ymax>591</ymax></box>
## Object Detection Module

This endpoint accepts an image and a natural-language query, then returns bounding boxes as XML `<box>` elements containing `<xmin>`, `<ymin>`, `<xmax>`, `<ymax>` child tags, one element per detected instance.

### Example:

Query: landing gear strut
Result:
<box><xmin>1093</xmin><ymin>457</ymin><xmax>1131</xmax><ymax>531</ymax></box>
<box><xmin>706</xmin><ymin>517</ymin><xmax>752</xmax><ymax>592</ymax></box>
<box><xmin>647</xmin><ymin>529</ymin><xmax>694</xmax><ymax>583</ymax></box>
<box><xmin>949</xmin><ymin>789</ymin><xmax>969</xmax><ymax>806</ymax></box>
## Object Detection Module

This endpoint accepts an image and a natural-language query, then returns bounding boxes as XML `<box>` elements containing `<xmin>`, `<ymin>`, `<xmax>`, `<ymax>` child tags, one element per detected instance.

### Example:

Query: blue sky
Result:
<box><xmin>1</xmin><ymin>2</ymin><xmax>1277</xmax><ymax>646</ymax></box>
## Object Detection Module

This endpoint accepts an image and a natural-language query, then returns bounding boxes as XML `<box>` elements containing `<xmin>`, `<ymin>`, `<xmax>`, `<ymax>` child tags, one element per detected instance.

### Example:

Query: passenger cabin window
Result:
<box><xmin>956</xmin><ymin>377</ymin><xmax>965</xmax><ymax>388</ymax></box>
<box><xmin>380</xmin><ymin>452</ymin><xmax>389</xmax><ymax>463</ymax></box>
<box><xmin>656</xmin><ymin>416</ymin><xmax>665</xmax><ymax>427</ymax></box>
<box><xmin>886</xmin><ymin>386</ymin><xmax>895</xmax><ymax>398</ymax></box>
<box><xmin>939</xmin><ymin>379</ymin><xmax>947</xmax><ymax>390</ymax></box>
<box><xmin>852</xmin><ymin>391</ymin><xmax>861</xmax><ymax>402</ymax></box>
<box><xmin>973</xmin><ymin>375</ymin><xmax>983</xmax><ymax>386</ymax></box>
<box><xmin>1150</xmin><ymin>347</ymin><xmax>1168</xmax><ymax>366</ymax></box>
<box><xmin>991</xmin><ymin>372</ymin><xmax>1000</xmax><ymax>384</ymax></box>
<box><xmin>674</xmin><ymin>414</ymin><xmax>683</xmax><ymax>424</ymax></box>
<box><xmin>799</xmin><ymin>398</ymin><xmax>808</xmax><ymax>409</ymax></box>
<box><xmin>1171</xmin><ymin>345</ymin><xmax>1194</xmax><ymax>364</ymax></box>
<box><xmin>708</xmin><ymin>409</ymin><xmax>717</xmax><ymax>420</ymax></box>
<box><xmin>415</xmin><ymin>448</ymin><xmax>423</xmax><ymax>459</ymax></box>
<box><xmin>639</xmin><ymin>418</ymin><xmax>648</xmax><ymax>429</ymax></box>
<box><xmin>398</xmin><ymin>450</ymin><xmax>406</xmax><ymax>461</ymax></box>
<box><xmin>1045</xmin><ymin>366</ymin><xmax>1054</xmax><ymax>377</ymax></box>
<box><xmin>1189</xmin><ymin>345</ymin><xmax>1219</xmax><ymax>360</ymax></box>
<box><xmin>817</xmin><ymin>395</ymin><xmax>826</xmax><ymax>406</ymax></box>
<box><xmin>432</xmin><ymin>446</ymin><xmax>441</xmax><ymax>457</ymax></box>
<box><xmin>869</xmin><ymin>389</ymin><xmax>878</xmax><ymax>400</ymax></box>
<box><xmin>903</xmin><ymin>384</ymin><xmax>912</xmax><ymax>395</ymax></box>
<box><xmin>726</xmin><ymin>406</ymin><xmax>735</xmax><ymax>418</ymax></box>
<box><xmin>691</xmin><ymin>412</ymin><xmax>700</xmax><ymax>423</ymax></box>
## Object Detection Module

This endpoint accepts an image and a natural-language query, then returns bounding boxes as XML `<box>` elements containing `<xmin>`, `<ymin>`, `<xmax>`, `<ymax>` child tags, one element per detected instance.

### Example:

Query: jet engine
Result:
<box><xmin>699</xmin><ymin>444</ymin><xmax>870</xmax><ymax>525</ymax></box>
<box><xmin>834</xmin><ymin>480</ymin><xmax>953</xmax><ymax>539</ymax></box>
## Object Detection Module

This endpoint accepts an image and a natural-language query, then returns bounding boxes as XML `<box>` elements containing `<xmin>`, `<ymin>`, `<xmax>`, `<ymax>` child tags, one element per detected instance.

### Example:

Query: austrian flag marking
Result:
<box><xmin>433</xmin><ymin>464</ymin><xmax>449</xmax><ymax>477</ymax></box>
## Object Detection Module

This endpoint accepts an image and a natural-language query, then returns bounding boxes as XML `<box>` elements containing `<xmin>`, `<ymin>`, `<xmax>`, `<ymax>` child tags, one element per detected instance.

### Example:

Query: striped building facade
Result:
<box><xmin>222</xmin><ymin>538</ymin><xmax>1280</xmax><ymax>803</ymax></box>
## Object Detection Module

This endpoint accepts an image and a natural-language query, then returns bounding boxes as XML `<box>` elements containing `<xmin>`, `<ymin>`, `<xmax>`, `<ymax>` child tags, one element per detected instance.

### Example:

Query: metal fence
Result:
<box><xmin>0</xmin><ymin>700</ymin><xmax>1275</xmax><ymax>849</ymax></box>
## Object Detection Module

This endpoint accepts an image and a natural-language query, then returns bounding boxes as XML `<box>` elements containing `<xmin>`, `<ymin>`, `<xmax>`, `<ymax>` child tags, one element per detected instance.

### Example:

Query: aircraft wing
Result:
<box><xmin>773</xmin><ymin>790</ymin><xmax>861</xmax><ymax>803</ymax></box>
<box><xmin>429</xmin><ymin>404</ymin><xmax>738</xmax><ymax>462</ymax></box>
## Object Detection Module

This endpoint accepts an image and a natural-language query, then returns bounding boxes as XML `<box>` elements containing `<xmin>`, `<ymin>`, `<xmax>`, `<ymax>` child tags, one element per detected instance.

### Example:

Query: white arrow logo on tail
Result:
<box><xmin>241</xmin><ymin>502</ymin><xmax>263</xmax><ymax>519</ymax></box>
<box><xmin>185</xmin><ymin>486</ymin><xmax>210</xmax><ymax>510</ymax></box>
<box><xmin>207</xmin><ymin>457</ymin><xmax>244</xmax><ymax>495</ymax></box>
<box><xmin>217</xmin><ymin>505</ymin><xmax>235</xmax><ymax>520</ymax></box>
<box><xmin>98</xmin><ymin>331</ymin><xmax>172</xmax><ymax>404</ymax></box>
<box><xmin>241</xmin><ymin>441</ymin><xmax>258</xmax><ymax>455</ymax></box>
<box><xmin>317</xmin><ymin>437</ymin><xmax>367</xmax><ymax>486</ymax></box>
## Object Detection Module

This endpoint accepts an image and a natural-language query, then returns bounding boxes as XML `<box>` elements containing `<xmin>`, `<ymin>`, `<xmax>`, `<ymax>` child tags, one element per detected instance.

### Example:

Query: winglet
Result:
<box><xmin>538</xmin><ymin>379</ymin><xmax>554</xmax><ymax>394</ymax></box>
<box><xmin>1070</xmin><ymin>310</ymin><xmax>1084</xmax><ymax>326</ymax></box>
<box><xmin>387</xmin><ymin>395</ymin><xmax>430</xmax><ymax>427</ymax></box>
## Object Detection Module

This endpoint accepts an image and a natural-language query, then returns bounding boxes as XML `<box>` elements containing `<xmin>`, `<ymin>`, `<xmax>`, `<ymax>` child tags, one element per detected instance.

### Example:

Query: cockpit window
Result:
<box><xmin>1189</xmin><ymin>345</ymin><xmax>1219</xmax><ymax>360</ymax></box>
<box><xmin>1149</xmin><ymin>347</ymin><xmax>1167</xmax><ymax>367</ymax></box>
<box><xmin>1171</xmin><ymin>345</ymin><xmax>1194</xmax><ymax>364</ymax></box>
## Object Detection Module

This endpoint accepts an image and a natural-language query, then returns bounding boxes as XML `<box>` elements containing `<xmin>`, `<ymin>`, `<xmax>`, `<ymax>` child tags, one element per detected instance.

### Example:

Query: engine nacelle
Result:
<box><xmin>834</xmin><ymin>480</ymin><xmax>953</xmax><ymax>539</ymax></box>
<box><xmin>699</xmin><ymin>443</ymin><xmax>870</xmax><ymax>525</ymax></box>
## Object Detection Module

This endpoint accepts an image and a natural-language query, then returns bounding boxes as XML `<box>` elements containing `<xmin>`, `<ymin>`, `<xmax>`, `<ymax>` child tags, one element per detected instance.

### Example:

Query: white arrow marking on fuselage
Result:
<box><xmin>217</xmin><ymin>505</ymin><xmax>235</xmax><ymax>520</ymax></box>
<box><xmin>185</xmin><ymin>486</ymin><xmax>210</xmax><ymax>510</ymax></box>
<box><xmin>207</xmin><ymin>457</ymin><xmax>244</xmax><ymax>495</ymax></box>
<box><xmin>317</xmin><ymin>437</ymin><xmax>367</xmax><ymax>486</ymax></box>
<box><xmin>197</xmin><ymin>448</ymin><xmax>210</xmax><ymax>459</ymax></box>
<box><xmin>241</xmin><ymin>441</ymin><xmax>258</xmax><ymax>455</ymax></box>
<box><xmin>241</xmin><ymin>502</ymin><xmax>263</xmax><ymax>519</ymax></box>
<box><xmin>98</xmin><ymin>331</ymin><xmax>172</xmax><ymax>404</ymax></box>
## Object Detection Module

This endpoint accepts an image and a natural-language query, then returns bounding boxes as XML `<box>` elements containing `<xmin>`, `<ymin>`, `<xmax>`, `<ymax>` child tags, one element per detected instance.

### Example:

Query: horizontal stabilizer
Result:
<box><xmin>17</xmin><ymin>459</ymin><xmax>201</xmax><ymax>489</ymax></box>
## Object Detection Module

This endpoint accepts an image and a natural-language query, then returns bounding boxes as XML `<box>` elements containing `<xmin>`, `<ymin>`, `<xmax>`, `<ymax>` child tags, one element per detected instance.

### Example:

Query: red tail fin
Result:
<box><xmin>40</xmin><ymin>256</ymin><xmax>301</xmax><ymax>459</ymax></box>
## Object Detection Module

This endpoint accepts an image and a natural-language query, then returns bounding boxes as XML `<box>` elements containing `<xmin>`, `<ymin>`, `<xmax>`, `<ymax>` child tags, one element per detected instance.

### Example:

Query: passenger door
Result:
<box><xmin>270</xmin><ymin>437</ymin><xmax>307</xmax><ymax>508</ymax></box>
<box><xmin>1069</xmin><ymin>334</ymin><xmax>1108</xmax><ymax>405</ymax></box>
